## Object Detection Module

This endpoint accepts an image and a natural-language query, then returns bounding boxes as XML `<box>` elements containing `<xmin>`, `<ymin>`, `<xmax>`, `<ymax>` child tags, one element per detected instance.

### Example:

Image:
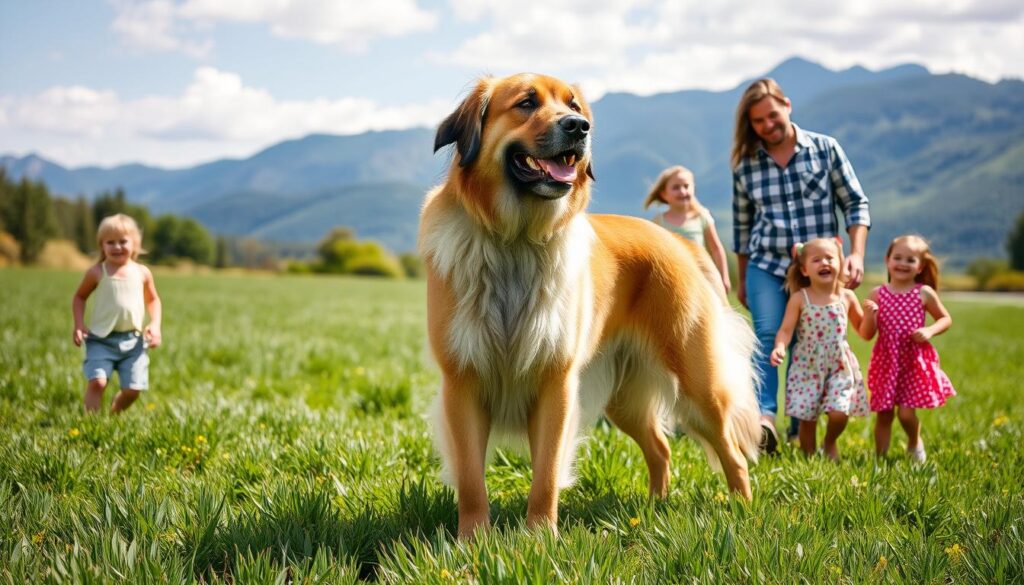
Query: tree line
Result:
<box><xmin>0</xmin><ymin>169</ymin><xmax>216</xmax><ymax>265</ymax></box>
<box><xmin>0</xmin><ymin>170</ymin><xmax>422</xmax><ymax>277</ymax></box>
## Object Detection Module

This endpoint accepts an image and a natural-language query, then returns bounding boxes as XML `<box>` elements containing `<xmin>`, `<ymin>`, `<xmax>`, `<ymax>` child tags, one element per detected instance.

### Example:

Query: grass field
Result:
<box><xmin>2</xmin><ymin>268</ymin><xmax>1022</xmax><ymax>583</ymax></box>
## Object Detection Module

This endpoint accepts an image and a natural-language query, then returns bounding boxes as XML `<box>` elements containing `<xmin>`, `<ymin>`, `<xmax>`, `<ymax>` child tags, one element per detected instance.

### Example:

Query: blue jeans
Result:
<box><xmin>746</xmin><ymin>264</ymin><xmax>788</xmax><ymax>418</ymax></box>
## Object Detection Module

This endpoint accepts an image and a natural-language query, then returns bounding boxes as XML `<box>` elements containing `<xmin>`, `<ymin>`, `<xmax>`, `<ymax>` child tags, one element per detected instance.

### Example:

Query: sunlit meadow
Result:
<box><xmin>1</xmin><ymin>268</ymin><xmax>1021</xmax><ymax>583</ymax></box>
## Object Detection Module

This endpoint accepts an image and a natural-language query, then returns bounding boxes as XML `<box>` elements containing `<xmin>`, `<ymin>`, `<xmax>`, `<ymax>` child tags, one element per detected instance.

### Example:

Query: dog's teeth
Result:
<box><xmin>567</xmin><ymin>154</ymin><xmax>576</xmax><ymax>166</ymax></box>
<box><xmin>526</xmin><ymin>156</ymin><xmax>541</xmax><ymax>171</ymax></box>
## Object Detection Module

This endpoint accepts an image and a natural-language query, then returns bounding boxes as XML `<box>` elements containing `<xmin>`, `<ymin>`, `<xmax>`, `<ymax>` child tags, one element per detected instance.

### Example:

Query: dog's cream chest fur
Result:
<box><xmin>422</xmin><ymin>208</ymin><xmax>595</xmax><ymax>427</ymax></box>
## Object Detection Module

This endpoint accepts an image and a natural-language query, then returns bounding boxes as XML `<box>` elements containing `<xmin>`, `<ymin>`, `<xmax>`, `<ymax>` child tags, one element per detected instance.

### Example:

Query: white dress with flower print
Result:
<box><xmin>785</xmin><ymin>289</ymin><xmax>870</xmax><ymax>421</ymax></box>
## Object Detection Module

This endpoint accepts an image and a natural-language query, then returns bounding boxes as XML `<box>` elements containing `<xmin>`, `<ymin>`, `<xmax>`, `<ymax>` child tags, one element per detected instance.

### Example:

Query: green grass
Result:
<box><xmin>1</xmin><ymin>268</ymin><xmax>1021</xmax><ymax>583</ymax></box>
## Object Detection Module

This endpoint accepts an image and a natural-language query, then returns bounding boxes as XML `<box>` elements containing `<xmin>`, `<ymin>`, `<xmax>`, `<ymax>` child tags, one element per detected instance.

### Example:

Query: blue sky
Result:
<box><xmin>2</xmin><ymin>0</ymin><xmax>1021</xmax><ymax>168</ymax></box>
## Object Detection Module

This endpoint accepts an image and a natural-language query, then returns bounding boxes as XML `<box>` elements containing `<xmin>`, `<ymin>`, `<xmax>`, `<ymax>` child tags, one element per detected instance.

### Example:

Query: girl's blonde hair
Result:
<box><xmin>642</xmin><ymin>165</ymin><xmax>707</xmax><ymax>213</ymax></box>
<box><xmin>886</xmin><ymin>234</ymin><xmax>940</xmax><ymax>290</ymax></box>
<box><xmin>731</xmin><ymin>78</ymin><xmax>789</xmax><ymax>168</ymax></box>
<box><xmin>95</xmin><ymin>213</ymin><xmax>145</xmax><ymax>262</ymax></box>
<box><xmin>784</xmin><ymin>237</ymin><xmax>846</xmax><ymax>295</ymax></box>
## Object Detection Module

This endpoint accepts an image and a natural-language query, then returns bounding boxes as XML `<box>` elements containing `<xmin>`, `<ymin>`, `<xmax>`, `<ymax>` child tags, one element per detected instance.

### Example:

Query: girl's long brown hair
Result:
<box><xmin>886</xmin><ymin>235</ymin><xmax>940</xmax><ymax>290</ymax></box>
<box><xmin>731</xmin><ymin>78</ymin><xmax>789</xmax><ymax>169</ymax></box>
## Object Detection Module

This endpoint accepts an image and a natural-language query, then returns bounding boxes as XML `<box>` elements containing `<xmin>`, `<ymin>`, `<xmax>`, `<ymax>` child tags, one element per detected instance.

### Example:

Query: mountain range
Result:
<box><xmin>3</xmin><ymin>57</ymin><xmax>1023</xmax><ymax>266</ymax></box>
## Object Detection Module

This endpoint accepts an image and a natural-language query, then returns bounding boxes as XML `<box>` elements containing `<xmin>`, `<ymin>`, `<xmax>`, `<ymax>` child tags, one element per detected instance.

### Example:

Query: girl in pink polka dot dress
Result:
<box><xmin>770</xmin><ymin>238</ymin><xmax>871</xmax><ymax>460</ymax></box>
<box><xmin>860</xmin><ymin>235</ymin><xmax>954</xmax><ymax>463</ymax></box>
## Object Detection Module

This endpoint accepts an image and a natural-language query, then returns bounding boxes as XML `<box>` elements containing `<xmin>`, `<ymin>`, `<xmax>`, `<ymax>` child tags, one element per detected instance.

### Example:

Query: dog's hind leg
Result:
<box><xmin>605</xmin><ymin>401</ymin><xmax>671</xmax><ymax>498</ymax></box>
<box><xmin>604</xmin><ymin>368</ymin><xmax>673</xmax><ymax>498</ymax></box>
<box><xmin>663</xmin><ymin>313</ymin><xmax>759</xmax><ymax>500</ymax></box>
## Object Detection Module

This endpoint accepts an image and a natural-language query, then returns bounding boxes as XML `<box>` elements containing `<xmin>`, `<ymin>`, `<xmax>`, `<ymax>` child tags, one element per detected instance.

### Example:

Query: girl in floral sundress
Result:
<box><xmin>770</xmin><ymin>237</ymin><xmax>870</xmax><ymax>460</ymax></box>
<box><xmin>860</xmin><ymin>235</ymin><xmax>954</xmax><ymax>462</ymax></box>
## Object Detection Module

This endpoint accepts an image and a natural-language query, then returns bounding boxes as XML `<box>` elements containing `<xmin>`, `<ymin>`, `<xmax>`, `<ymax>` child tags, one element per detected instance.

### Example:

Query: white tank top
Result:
<box><xmin>89</xmin><ymin>262</ymin><xmax>145</xmax><ymax>337</ymax></box>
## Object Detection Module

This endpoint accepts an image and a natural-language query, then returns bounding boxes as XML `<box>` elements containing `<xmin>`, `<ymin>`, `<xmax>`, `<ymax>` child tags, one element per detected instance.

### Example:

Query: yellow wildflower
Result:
<box><xmin>355</xmin><ymin>366</ymin><xmax>365</xmax><ymax>376</ymax></box>
<box><xmin>440</xmin><ymin>569</ymin><xmax>452</xmax><ymax>579</ymax></box>
<box><xmin>68</xmin><ymin>428</ymin><xmax>80</xmax><ymax>438</ymax></box>
<box><xmin>31</xmin><ymin>532</ymin><xmax>44</xmax><ymax>545</ymax></box>
<box><xmin>714</xmin><ymin>491</ymin><xmax>728</xmax><ymax>503</ymax></box>
<box><xmin>945</xmin><ymin>543</ymin><xmax>964</xmax><ymax>562</ymax></box>
<box><xmin>992</xmin><ymin>415</ymin><xmax>1009</xmax><ymax>428</ymax></box>
<box><xmin>629</xmin><ymin>517</ymin><xmax>641</xmax><ymax>527</ymax></box>
<box><xmin>195</xmin><ymin>435</ymin><xmax>207</xmax><ymax>444</ymax></box>
<box><xmin>146</xmin><ymin>403</ymin><xmax>156</xmax><ymax>411</ymax></box>
<box><xmin>873</xmin><ymin>555</ymin><xmax>888</xmax><ymax>573</ymax></box>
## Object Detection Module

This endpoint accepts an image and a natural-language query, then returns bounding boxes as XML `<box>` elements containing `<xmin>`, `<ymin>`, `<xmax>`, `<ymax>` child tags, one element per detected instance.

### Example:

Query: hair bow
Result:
<box><xmin>791</xmin><ymin>242</ymin><xmax>804</xmax><ymax>259</ymax></box>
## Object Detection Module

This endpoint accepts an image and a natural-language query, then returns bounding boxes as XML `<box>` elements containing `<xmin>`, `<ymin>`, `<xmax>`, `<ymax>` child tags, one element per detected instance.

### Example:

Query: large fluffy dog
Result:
<box><xmin>419</xmin><ymin>73</ymin><xmax>760</xmax><ymax>537</ymax></box>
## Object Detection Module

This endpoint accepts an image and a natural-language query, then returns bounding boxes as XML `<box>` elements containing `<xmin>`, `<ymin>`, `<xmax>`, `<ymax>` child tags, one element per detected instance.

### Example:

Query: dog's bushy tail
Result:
<box><xmin>717</xmin><ymin>307</ymin><xmax>762</xmax><ymax>463</ymax></box>
<box><xmin>679</xmin><ymin>303</ymin><xmax>761</xmax><ymax>471</ymax></box>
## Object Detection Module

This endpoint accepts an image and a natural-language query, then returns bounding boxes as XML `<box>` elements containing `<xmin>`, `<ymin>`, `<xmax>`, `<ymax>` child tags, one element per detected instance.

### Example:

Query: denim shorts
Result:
<box><xmin>83</xmin><ymin>330</ymin><xmax>149</xmax><ymax>390</ymax></box>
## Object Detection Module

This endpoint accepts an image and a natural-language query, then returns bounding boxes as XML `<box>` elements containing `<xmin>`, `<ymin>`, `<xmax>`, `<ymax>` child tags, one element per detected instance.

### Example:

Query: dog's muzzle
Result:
<box><xmin>506</xmin><ymin>115</ymin><xmax>591</xmax><ymax>199</ymax></box>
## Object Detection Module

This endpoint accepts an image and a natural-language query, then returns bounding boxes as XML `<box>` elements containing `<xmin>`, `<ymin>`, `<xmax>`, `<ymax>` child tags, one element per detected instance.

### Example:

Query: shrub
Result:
<box><xmin>346</xmin><ymin>254</ymin><xmax>404</xmax><ymax>278</ymax></box>
<box><xmin>984</xmin><ymin>271</ymin><xmax>1024</xmax><ymax>292</ymax></box>
<box><xmin>966</xmin><ymin>258</ymin><xmax>1009</xmax><ymax>290</ymax></box>
<box><xmin>0</xmin><ymin>231</ymin><xmax>20</xmax><ymax>266</ymax></box>
<box><xmin>399</xmin><ymin>253</ymin><xmax>424</xmax><ymax>278</ymax></box>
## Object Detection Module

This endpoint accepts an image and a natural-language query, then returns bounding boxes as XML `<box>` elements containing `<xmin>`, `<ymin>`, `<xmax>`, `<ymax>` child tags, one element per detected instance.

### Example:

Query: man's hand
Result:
<box><xmin>844</xmin><ymin>252</ymin><xmax>864</xmax><ymax>289</ymax></box>
<box><xmin>73</xmin><ymin>328</ymin><xmax>88</xmax><ymax>347</ymax></box>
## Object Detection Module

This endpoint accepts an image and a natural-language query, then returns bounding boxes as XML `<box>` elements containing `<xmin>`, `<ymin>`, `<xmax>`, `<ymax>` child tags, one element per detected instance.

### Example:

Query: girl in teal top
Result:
<box><xmin>644</xmin><ymin>165</ymin><xmax>732</xmax><ymax>293</ymax></box>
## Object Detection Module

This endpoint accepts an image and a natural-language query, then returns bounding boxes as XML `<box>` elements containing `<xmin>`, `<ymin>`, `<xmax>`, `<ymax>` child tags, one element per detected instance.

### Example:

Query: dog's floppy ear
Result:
<box><xmin>434</xmin><ymin>80</ymin><xmax>491</xmax><ymax>168</ymax></box>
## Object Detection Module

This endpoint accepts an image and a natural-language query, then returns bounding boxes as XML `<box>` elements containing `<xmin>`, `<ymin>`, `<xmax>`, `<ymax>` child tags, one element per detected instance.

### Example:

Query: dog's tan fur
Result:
<box><xmin>419</xmin><ymin>74</ymin><xmax>760</xmax><ymax>537</ymax></box>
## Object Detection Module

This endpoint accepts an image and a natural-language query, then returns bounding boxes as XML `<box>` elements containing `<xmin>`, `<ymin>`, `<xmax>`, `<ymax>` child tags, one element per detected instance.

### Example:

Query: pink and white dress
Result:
<box><xmin>867</xmin><ymin>284</ymin><xmax>955</xmax><ymax>412</ymax></box>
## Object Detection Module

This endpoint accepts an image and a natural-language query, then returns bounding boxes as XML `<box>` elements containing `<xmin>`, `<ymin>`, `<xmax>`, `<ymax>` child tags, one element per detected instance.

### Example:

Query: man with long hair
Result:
<box><xmin>731</xmin><ymin>78</ymin><xmax>870</xmax><ymax>454</ymax></box>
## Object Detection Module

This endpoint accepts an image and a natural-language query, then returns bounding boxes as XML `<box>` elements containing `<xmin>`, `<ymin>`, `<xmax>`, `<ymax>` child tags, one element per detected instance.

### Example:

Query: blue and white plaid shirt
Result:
<box><xmin>732</xmin><ymin>124</ymin><xmax>870</xmax><ymax>277</ymax></box>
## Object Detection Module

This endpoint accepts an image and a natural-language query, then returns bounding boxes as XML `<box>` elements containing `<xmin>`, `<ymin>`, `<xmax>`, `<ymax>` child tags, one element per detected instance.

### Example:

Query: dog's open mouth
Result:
<box><xmin>511</xmin><ymin>151</ymin><xmax>578</xmax><ymax>184</ymax></box>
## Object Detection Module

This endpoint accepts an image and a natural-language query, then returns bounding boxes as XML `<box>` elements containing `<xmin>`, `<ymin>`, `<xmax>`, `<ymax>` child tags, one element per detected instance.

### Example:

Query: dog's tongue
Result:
<box><xmin>537</xmin><ymin>158</ymin><xmax>577</xmax><ymax>183</ymax></box>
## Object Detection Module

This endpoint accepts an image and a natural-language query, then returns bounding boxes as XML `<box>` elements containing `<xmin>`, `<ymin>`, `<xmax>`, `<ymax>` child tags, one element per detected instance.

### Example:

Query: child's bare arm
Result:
<box><xmin>858</xmin><ymin>287</ymin><xmax>881</xmax><ymax>340</ymax></box>
<box><xmin>141</xmin><ymin>266</ymin><xmax>163</xmax><ymax>348</ymax></box>
<box><xmin>704</xmin><ymin>224</ymin><xmax>731</xmax><ymax>294</ymax></box>
<box><xmin>844</xmin><ymin>289</ymin><xmax>867</xmax><ymax>338</ymax></box>
<box><xmin>770</xmin><ymin>294</ymin><xmax>803</xmax><ymax>367</ymax></box>
<box><xmin>71</xmin><ymin>266</ymin><xmax>100</xmax><ymax>346</ymax></box>
<box><xmin>913</xmin><ymin>285</ymin><xmax>951</xmax><ymax>343</ymax></box>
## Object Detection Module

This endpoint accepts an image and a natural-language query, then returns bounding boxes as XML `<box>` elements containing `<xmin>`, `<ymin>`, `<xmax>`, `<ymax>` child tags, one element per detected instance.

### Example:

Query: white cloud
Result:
<box><xmin>0</xmin><ymin>68</ymin><xmax>450</xmax><ymax>167</ymax></box>
<box><xmin>109</xmin><ymin>0</ymin><xmax>212</xmax><ymax>57</ymax></box>
<box><xmin>437</xmin><ymin>0</ymin><xmax>1024</xmax><ymax>98</ymax></box>
<box><xmin>110</xmin><ymin>0</ymin><xmax>437</xmax><ymax>55</ymax></box>
<box><xmin>181</xmin><ymin>0</ymin><xmax>437</xmax><ymax>49</ymax></box>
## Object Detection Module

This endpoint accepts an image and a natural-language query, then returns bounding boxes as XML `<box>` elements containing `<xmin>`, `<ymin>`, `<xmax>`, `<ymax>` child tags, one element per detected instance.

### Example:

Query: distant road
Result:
<box><xmin>943</xmin><ymin>291</ymin><xmax>1024</xmax><ymax>307</ymax></box>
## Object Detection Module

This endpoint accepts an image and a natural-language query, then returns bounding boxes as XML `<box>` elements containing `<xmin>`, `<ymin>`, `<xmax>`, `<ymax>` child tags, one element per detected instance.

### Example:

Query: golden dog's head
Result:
<box><xmin>434</xmin><ymin>74</ymin><xmax>595</xmax><ymax>237</ymax></box>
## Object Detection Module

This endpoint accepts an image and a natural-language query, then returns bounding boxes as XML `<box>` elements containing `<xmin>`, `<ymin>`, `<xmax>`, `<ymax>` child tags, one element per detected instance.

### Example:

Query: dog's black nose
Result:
<box><xmin>559</xmin><ymin>115</ymin><xmax>590</xmax><ymax>139</ymax></box>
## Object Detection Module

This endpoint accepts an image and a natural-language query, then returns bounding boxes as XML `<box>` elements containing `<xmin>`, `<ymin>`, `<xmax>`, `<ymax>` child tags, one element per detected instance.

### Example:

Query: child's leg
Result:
<box><xmin>84</xmin><ymin>378</ymin><xmax>107</xmax><ymax>412</ymax></box>
<box><xmin>822</xmin><ymin>411</ymin><xmax>849</xmax><ymax>461</ymax></box>
<box><xmin>111</xmin><ymin>389</ymin><xmax>142</xmax><ymax>413</ymax></box>
<box><xmin>798</xmin><ymin>420</ymin><xmax>817</xmax><ymax>456</ymax></box>
<box><xmin>897</xmin><ymin>407</ymin><xmax>922</xmax><ymax>449</ymax></box>
<box><xmin>874</xmin><ymin>410</ymin><xmax>895</xmax><ymax>455</ymax></box>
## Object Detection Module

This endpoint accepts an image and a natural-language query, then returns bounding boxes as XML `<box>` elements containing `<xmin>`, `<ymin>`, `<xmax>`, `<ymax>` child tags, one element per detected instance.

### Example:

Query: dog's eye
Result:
<box><xmin>516</xmin><ymin>97</ymin><xmax>537</xmax><ymax>109</ymax></box>
<box><xmin>569</xmin><ymin>100</ymin><xmax>582</xmax><ymax>113</ymax></box>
